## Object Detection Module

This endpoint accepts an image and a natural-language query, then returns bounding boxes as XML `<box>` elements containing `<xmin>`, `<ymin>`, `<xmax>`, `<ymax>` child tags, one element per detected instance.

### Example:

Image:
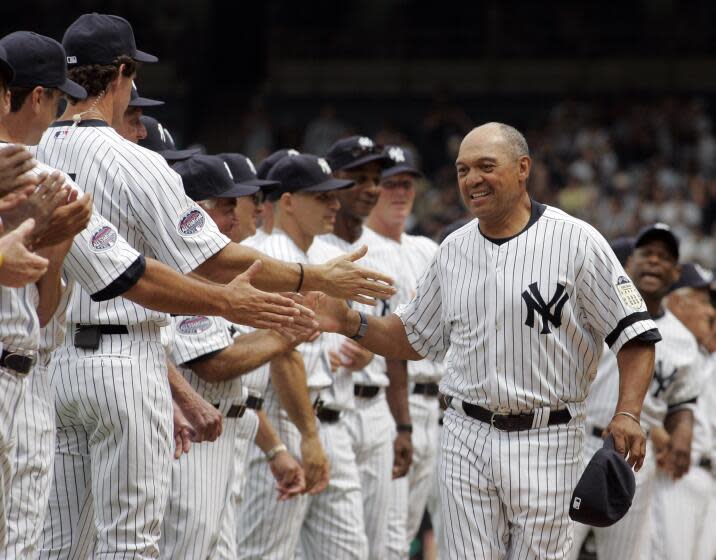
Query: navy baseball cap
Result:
<box><xmin>256</xmin><ymin>148</ymin><xmax>300</xmax><ymax>180</ymax></box>
<box><xmin>63</xmin><ymin>13</ymin><xmax>158</xmax><ymax>67</ymax></box>
<box><xmin>670</xmin><ymin>262</ymin><xmax>715</xmax><ymax>292</ymax></box>
<box><xmin>217</xmin><ymin>153</ymin><xmax>280</xmax><ymax>195</ymax></box>
<box><xmin>174</xmin><ymin>154</ymin><xmax>260</xmax><ymax>202</ymax></box>
<box><xmin>610</xmin><ymin>236</ymin><xmax>635</xmax><ymax>267</ymax></box>
<box><xmin>569</xmin><ymin>435</ymin><xmax>636</xmax><ymax>527</ymax></box>
<box><xmin>634</xmin><ymin>223</ymin><xmax>679</xmax><ymax>260</ymax></box>
<box><xmin>128</xmin><ymin>81</ymin><xmax>163</xmax><ymax>107</ymax></box>
<box><xmin>325</xmin><ymin>135</ymin><xmax>391</xmax><ymax>171</ymax></box>
<box><xmin>381</xmin><ymin>145</ymin><xmax>423</xmax><ymax>179</ymax></box>
<box><xmin>0</xmin><ymin>44</ymin><xmax>15</xmax><ymax>84</ymax></box>
<box><xmin>139</xmin><ymin>116</ymin><xmax>199</xmax><ymax>161</ymax></box>
<box><xmin>266</xmin><ymin>154</ymin><xmax>354</xmax><ymax>201</ymax></box>
<box><xmin>0</xmin><ymin>32</ymin><xmax>86</xmax><ymax>99</ymax></box>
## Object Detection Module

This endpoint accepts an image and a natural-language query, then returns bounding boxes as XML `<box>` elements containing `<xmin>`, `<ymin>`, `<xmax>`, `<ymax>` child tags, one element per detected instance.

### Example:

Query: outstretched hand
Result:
<box><xmin>0</xmin><ymin>219</ymin><xmax>49</xmax><ymax>287</ymax></box>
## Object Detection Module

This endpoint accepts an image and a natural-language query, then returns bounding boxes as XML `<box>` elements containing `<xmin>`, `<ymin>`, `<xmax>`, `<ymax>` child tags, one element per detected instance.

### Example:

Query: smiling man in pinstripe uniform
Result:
<box><xmin>312</xmin><ymin>122</ymin><xmax>661</xmax><ymax>559</ymax></box>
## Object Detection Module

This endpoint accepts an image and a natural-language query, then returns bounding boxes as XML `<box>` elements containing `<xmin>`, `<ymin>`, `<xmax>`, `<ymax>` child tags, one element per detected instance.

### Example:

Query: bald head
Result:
<box><xmin>462</xmin><ymin>122</ymin><xmax>529</xmax><ymax>160</ymax></box>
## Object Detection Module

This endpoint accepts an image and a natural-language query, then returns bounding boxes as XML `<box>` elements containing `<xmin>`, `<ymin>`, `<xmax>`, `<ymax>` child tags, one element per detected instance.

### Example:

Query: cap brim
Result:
<box><xmin>57</xmin><ymin>78</ymin><xmax>87</xmax><ymax>100</ymax></box>
<box><xmin>133</xmin><ymin>49</ymin><xmax>158</xmax><ymax>63</ymax></box>
<box><xmin>381</xmin><ymin>164</ymin><xmax>423</xmax><ymax>179</ymax></box>
<box><xmin>215</xmin><ymin>184</ymin><xmax>260</xmax><ymax>198</ymax></box>
<box><xmin>243</xmin><ymin>178</ymin><xmax>280</xmax><ymax>189</ymax></box>
<box><xmin>342</xmin><ymin>153</ymin><xmax>392</xmax><ymax>170</ymax></box>
<box><xmin>303</xmin><ymin>178</ymin><xmax>354</xmax><ymax>193</ymax></box>
<box><xmin>160</xmin><ymin>148</ymin><xmax>201</xmax><ymax>161</ymax></box>
<box><xmin>129</xmin><ymin>95</ymin><xmax>164</xmax><ymax>107</ymax></box>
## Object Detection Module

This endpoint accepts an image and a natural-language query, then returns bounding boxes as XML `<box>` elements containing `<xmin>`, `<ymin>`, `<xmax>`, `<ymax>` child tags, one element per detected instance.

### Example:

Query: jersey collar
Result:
<box><xmin>480</xmin><ymin>199</ymin><xmax>546</xmax><ymax>246</ymax></box>
<box><xmin>49</xmin><ymin>119</ymin><xmax>111</xmax><ymax>128</ymax></box>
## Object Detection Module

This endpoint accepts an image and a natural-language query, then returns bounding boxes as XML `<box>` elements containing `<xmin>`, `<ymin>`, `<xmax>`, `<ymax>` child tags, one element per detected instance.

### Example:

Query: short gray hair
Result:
<box><xmin>495</xmin><ymin>122</ymin><xmax>529</xmax><ymax>158</ymax></box>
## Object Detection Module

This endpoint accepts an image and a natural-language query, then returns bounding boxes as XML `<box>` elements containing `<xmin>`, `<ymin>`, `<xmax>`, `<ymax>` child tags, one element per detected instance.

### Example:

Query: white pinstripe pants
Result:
<box><xmin>0</xmin><ymin>366</ymin><xmax>26</xmax><ymax>548</ymax></box>
<box><xmin>438</xmin><ymin>407</ymin><xmax>584</xmax><ymax>560</ymax></box>
<box><xmin>1</xmin><ymin>365</ymin><xmax>54</xmax><ymax>559</ymax></box>
<box><xmin>38</xmin><ymin>333</ymin><xmax>172</xmax><ymax>559</ymax></box>
<box><xmin>568</xmin><ymin>434</ymin><xmax>655</xmax><ymax>560</ymax></box>
<box><xmin>386</xmin><ymin>394</ymin><xmax>441</xmax><ymax>558</ymax></box>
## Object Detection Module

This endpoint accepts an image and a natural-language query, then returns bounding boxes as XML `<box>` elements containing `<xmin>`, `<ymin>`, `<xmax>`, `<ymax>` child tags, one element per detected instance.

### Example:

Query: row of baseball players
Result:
<box><xmin>0</xmin><ymin>11</ymin><xmax>709</xmax><ymax>560</ymax></box>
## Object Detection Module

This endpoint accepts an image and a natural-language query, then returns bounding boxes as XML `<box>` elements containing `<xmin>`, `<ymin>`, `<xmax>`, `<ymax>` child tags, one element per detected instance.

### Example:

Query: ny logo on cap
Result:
<box><xmin>223</xmin><ymin>162</ymin><xmax>234</xmax><ymax>180</ymax></box>
<box><xmin>695</xmin><ymin>263</ymin><xmax>714</xmax><ymax>283</ymax></box>
<box><xmin>287</xmin><ymin>149</ymin><xmax>300</xmax><ymax>156</ymax></box>
<box><xmin>157</xmin><ymin>123</ymin><xmax>167</xmax><ymax>143</ymax></box>
<box><xmin>246</xmin><ymin>158</ymin><xmax>257</xmax><ymax>175</ymax></box>
<box><xmin>388</xmin><ymin>147</ymin><xmax>406</xmax><ymax>163</ymax></box>
<box><xmin>317</xmin><ymin>158</ymin><xmax>332</xmax><ymax>175</ymax></box>
<box><xmin>522</xmin><ymin>282</ymin><xmax>569</xmax><ymax>335</ymax></box>
<box><xmin>358</xmin><ymin>137</ymin><xmax>374</xmax><ymax>148</ymax></box>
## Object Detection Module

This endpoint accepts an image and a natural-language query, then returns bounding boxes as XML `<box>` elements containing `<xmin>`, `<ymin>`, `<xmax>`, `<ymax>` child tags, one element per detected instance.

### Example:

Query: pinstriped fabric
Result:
<box><xmin>38</xmin><ymin>330</ymin><xmax>172</xmax><ymax>559</ymax></box>
<box><xmin>299</xmin><ymin>420</ymin><xmax>368</xmax><ymax>560</ymax></box>
<box><xmin>0</xmin><ymin>368</ymin><xmax>25</xmax><ymax>548</ymax></box>
<box><xmin>438</xmin><ymin>407</ymin><xmax>583</xmax><ymax>560</ymax></box>
<box><xmin>343</xmin><ymin>393</ymin><xmax>395</xmax><ymax>559</ymax></box>
<box><xmin>34</xmin><ymin>123</ymin><xmax>229</xmax><ymax>327</ymax></box>
<box><xmin>1</xmin><ymin>365</ymin><xmax>54</xmax><ymax>558</ymax></box>
<box><xmin>235</xmin><ymin>392</ymin><xmax>308</xmax><ymax>559</ymax></box>
<box><xmin>425</xmin><ymin>420</ymin><xmax>443</xmax><ymax>548</ymax></box>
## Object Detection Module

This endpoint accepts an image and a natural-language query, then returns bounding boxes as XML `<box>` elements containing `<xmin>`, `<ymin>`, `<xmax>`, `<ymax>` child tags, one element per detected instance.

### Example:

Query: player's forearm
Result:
<box><xmin>386</xmin><ymin>358</ymin><xmax>411</xmax><ymax>425</ymax></box>
<box><xmin>124</xmin><ymin>258</ymin><xmax>229</xmax><ymax>317</ymax></box>
<box><xmin>193</xmin><ymin>243</ymin><xmax>302</xmax><ymax>292</ymax></box>
<box><xmin>615</xmin><ymin>340</ymin><xmax>656</xmax><ymax>418</ymax></box>
<box><xmin>339</xmin><ymin>311</ymin><xmax>423</xmax><ymax>361</ymax></box>
<box><xmin>191</xmin><ymin>331</ymin><xmax>294</xmax><ymax>382</ymax></box>
<box><xmin>254</xmin><ymin>409</ymin><xmax>282</xmax><ymax>453</ymax></box>
<box><xmin>269</xmin><ymin>350</ymin><xmax>318</xmax><ymax>438</ymax></box>
<box><xmin>664</xmin><ymin>408</ymin><xmax>694</xmax><ymax>442</ymax></box>
<box><xmin>167</xmin><ymin>359</ymin><xmax>202</xmax><ymax>407</ymax></box>
<box><xmin>35</xmin><ymin>263</ymin><xmax>63</xmax><ymax>327</ymax></box>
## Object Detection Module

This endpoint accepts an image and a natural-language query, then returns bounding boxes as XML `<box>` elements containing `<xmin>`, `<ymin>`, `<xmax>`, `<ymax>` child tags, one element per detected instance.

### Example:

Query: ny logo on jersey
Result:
<box><xmin>651</xmin><ymin>360</ymin><xmax>678</xmax><ymax>399</ymax></box>
<box><xmin>522</xmin><ymin>282</ymin><xmax>569</xmax><ymax>334</ymax></box>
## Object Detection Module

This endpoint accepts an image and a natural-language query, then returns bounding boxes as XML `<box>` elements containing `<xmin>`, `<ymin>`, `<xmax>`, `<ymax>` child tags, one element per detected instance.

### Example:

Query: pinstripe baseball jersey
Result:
<box><xmin>319</xmin><ymin>227</ymin><xmax>405</xmax><ymax>387</ymax></box>
<box><xmin>33</xmin><ymin>121</ymin><xmax>229</xmax><ymax>327</ymax></box>
<box><xmin>688</xmin><ymin>351</ymin><xmax>715</xmax><ymax>464</ymax></box>
<box><xmin>172</xmin><ymin>315</ymin><xmax>246</xmax><ymax>402</ymax></box>
<box><xmin>308</xmin><ymin>237</ymin><xmax>355</xmax><ymax>411</ymax></box>
<box><xmin>395</xmin><ymin>202</ymin><xmax>660</xmax><ymax>414</ymax></box>
<box><xmin>258</xmin><ymin>229</ymin><xmax>332</xmax><ymax>391</ymax></box>
<box><xmin>586</xmin><ymin>310</ymin><xmax>700</xmax><ymax>432</ymax></box>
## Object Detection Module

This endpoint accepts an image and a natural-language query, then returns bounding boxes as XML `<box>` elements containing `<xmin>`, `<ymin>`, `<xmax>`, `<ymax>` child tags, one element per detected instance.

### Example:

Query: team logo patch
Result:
<box><xmin>54</xmin><ymin>128</ymin><xmax>69</xmax><ymax>140</ymax></box>
<box><xmin>177</xmin><ymin>316</ymin><xmax>212</xmax><ymax>335</ymax></box>
<box><xmin>177</xmin><ymin>208</ymin><xmax>206</xmax><ymax>236</ymax></box>
<box><xmin>615</xmin><ymin>276</ymin><xmax>644</xmax><ymax>310</ymax></box>
<box><xmin>89</xmin><ymin>225</ymin><xmax>117</xmax><ymax>253</ymax></box>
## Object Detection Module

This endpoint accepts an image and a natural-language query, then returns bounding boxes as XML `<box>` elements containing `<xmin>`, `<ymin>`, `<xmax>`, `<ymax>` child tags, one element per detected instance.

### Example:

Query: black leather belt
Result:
<box><xmin>317</xmin><ymin>407</ymin><xmax>341</xmax><ymax>424</ymax></box>
<box><xmin>446</xmin><ymin>396</ymin><xmax>571</xmax><ymax>432</ymax></box>
<box><xmin>592</xmin><ymin>426</ymin><xmax>605</xmax><ymax>438</ymax></box>
<box><xmin>76</xmin><ymin>324</ymin><xmax>129</xmax><ymax>335</ymax></box>
<box><xmin>0</xmin><ymin>350</ymin><xmax>35</xmax><ymax>375</ymax></box>
<box><xmin>354</xmin><ymin>385</ymin><xmax>381</xmax><ymax>399</ymax></box>
<box><xmin>699</xmin><ymin>457</ymin><xmax>713</xmax><ymax>471</ymax></box>
<box><xmin>413</xmin><ymin>382</ymin><xmax>439</xmax><ymax>397</ymax></box>
<box><xmin>214</xmin><ymin>395</ymin><xmax>264</xmax><ymax>419</ymax></box>
<box><xmin>73</xmin><ymin>324</ymin><xmax>129</xmax><ymax>349</ymax></box>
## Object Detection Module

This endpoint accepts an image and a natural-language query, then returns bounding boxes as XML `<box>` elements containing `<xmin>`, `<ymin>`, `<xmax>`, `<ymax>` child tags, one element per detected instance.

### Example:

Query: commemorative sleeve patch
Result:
<box><xmin>89</xmin><ymin>224</ymin><xmax>118</xmax><ymax>253</ymax></box>
<box><xmin>615</xmin><ymin>276</ymin><xmax>644</xmax><ymax>310</ymax></box>
<box><xmin>177</xmin><ymin>207</ymin><xmax>206</xmax><ymax>237</ymax></box>
<box><xmin>177</xmin><ymin>315</ymin><xmax>213</xmax><ymax>335</ymax></box>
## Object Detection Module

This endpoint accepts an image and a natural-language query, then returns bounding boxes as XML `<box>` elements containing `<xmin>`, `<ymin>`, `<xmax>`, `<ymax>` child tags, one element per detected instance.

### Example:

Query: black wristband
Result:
<box><xmin>397</xmin><ymin>424</ymin><xmax>413</xmax><ymax>433</ymax></box>
<box><xmin>296</xmin><ymin>263</ymin><xmax>304</xmax><ymax>293</ymax></box>
<box><xmin>350</xmin><ymin>311</ymin><xmax>368</xmax><ymax>340</ymax></box>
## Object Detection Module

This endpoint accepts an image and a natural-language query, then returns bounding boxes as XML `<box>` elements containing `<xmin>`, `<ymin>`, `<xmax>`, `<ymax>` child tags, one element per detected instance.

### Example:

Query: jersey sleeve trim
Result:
<box><xmin>628</xmin><ymin>328</ymin><xmax>662</xmax><ymax>345</ymax></box>
<box><xmin>182</xmin><ymin>348</ymin><xmax>224</xmax><ymax>367</ymax></box>
<box><xmin>667</xmin><ymin>397</ymin><xmax>698</xmax><ymax>410</ymax></box>
<box><xmin>605</xmin><ymin>311</ymin><xmax>655</xmax><ymax>347</ymax></box>
<box><xmin>89</xmin><ymin>255</ymin><xmax>146</xmax><ymax>302</ymax></box>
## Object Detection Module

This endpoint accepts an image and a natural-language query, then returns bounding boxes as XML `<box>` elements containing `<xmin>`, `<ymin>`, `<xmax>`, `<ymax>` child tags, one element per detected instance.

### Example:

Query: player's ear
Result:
<box><xmin>31</xmin><ymin>86</ymin><xmax>45</xmax><ymax>114</ymax></box>
<box><xmin>518</xmin><ymin>155</ymin><xmax>531</xmax><ymax>182</ymax></box>
<box><xmin>280</xmin><ymin>192</ymin><xmax>293</xmax><ymax>215</ymax></box>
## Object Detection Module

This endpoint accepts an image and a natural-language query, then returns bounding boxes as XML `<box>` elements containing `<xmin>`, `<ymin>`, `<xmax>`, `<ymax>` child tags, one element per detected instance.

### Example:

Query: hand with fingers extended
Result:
<box><xmin>312</xmin><ymin>245</ymin><xmax>396</xmax><ymax>305</ymax></box>
<box><xmin>392</xmin><ymin>431</ymin><xmax>413</xmax><ymax>479</ymax></box>
<box><xmin>31</xmin><ymin>187</ymin><xmax>93</xmax><ymax>250</ymax></box>
<box><xmin>172</xmin><ymin>398</ymin><xmax>196</xmax><ymax>459</ymax></box>
<box><xmin>0</xmin><ymin>219</ymin><xmax>49</xmax><ymax>287</ymax></box>
<box><xmin>302</xmin><ymin>291</ymin><xmax>352</xmax><ymax>334</ymax></box>
<box><xmin>0</xmin><ymin>171</ymin><xmax>66</xmax><ymax>233</ymax></box>
<box><xmin>0</xmin><ymin>185</ymin><xmax>36</xmax><ymax>213</ymax></box>
<box><xmin>605</xmin><ymin>412</ymin><xmax>647</xmax><ymax>471</ymax></box>
<box><xmin>300</xmin><ymin>433</ymin><xmax>330</xmax><ymax>495</ymax></box>
<box><xmin>223</xmin><ymin>260</ymin><xmax>317</xmax><ymax>330</ymax></box>
<box><xmin>0</xmin><ymin>144</ymin><xmax>39</xmax><ymax>196</ymax></box>
<box><xmin>175</xmin><ymin>389</ymin><xmax>222</xmax><ymax>443</ymax></box>
<box><xmin>268</xmin><ymin>449</ymin><xmax>306</xmax><ymax>501</ymax></box>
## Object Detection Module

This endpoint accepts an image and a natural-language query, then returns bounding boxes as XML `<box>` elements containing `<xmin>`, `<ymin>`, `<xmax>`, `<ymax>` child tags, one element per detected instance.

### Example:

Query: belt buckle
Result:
<box><xmin>490</xmin><ymin>412</ymin><xmax>501</xmax><ymax>430</ymax></box>
<box><xmin>5</xmin><ymin>352</ymin><xmax>34</xmax><ymax>376</ymax></box>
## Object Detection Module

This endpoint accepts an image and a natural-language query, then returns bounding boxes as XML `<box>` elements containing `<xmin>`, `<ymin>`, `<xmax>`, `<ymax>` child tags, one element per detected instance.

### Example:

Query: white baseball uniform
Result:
<box><xmin>695</xmin><ymin>353</ymin><xmax>716</xmax><ymax>560</ymax></box>
<box><xmin>395</xmin><ymin>202</ymin><xmax>660</xmax><ymax>560</ymax></box>
<box><xmin>160</xmin><ymin>314</ymin><xmax>257</xmax><ymax>559</ymax></box>
<box><xmin>569</xmin><ymin>309</ymin><xmax>701</xmax><ymax>560</ymax></box>
<box><xmin>34</xmin><ymin>121</ymin><xmax>229</xmax><ymax>558</ymax></box>
<box><xmin>319</xmin><ymin>227</ymin><xmax>406</xmax><ymax>559</ymax></box>
<box><xmin>380</xmin><ymin>232</ymin><xmax>443</xmax><ymax>559</ymax></box>
<box><xmin>651</xmin><ymin>348</ymin><xmax>714</xmax><ymax>560</ymax></box>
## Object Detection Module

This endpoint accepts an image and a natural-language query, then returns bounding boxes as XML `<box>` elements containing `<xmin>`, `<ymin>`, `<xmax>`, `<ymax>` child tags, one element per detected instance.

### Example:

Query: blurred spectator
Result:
<box><xmin>303</xmin><ymin>104</ymin><xmax>348</xmax><ymax>155</ymax></box>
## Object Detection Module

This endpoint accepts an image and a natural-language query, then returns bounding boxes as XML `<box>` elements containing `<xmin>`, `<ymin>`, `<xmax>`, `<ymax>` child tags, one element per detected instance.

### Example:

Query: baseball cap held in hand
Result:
<box><xmin>569</xmin><ymin>434</ymin><xmax>636</xmax><ymax>527</ymax></box>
